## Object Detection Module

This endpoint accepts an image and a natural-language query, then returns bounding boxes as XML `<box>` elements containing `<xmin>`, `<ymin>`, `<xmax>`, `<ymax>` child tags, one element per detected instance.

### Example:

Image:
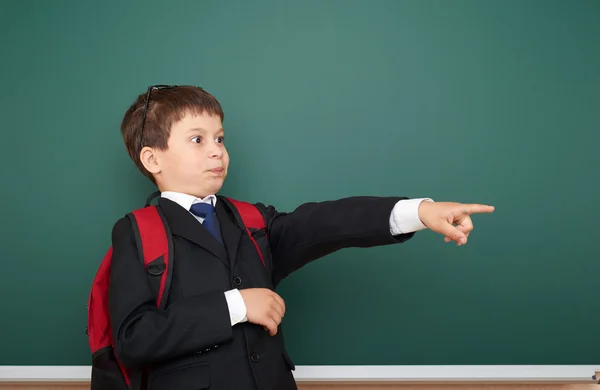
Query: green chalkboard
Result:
<box><xmin>1</xmin><ymin>0</ymin><xmax>599</xmax><ymax>366</ymax></box>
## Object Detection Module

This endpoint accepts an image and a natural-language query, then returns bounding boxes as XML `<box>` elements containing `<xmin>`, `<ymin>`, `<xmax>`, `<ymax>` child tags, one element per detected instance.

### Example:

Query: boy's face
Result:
<box><xmin>151</xmin><ymin>112</ymin><xmax>229</xmax><ymax>198</ymax></box>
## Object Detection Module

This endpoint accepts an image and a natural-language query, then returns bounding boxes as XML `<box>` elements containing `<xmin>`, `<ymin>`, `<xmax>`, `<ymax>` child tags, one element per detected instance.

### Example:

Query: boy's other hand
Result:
<box><xmin>240</xmin><ymin>288</ymin><xmax>286</xmax><ymax>336</ymax></box>
<box><xmin>418</xmin><ymin>201</ymin><xmax>495</xmax><ymax>246</ymax></box>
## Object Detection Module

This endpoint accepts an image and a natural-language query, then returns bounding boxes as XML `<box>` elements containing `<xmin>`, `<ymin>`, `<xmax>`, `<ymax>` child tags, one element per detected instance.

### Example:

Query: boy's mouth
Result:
<box><xmin>208</xmin><ymin>167</ymin><xmax>224</xmax><ymax>174</ymax></box>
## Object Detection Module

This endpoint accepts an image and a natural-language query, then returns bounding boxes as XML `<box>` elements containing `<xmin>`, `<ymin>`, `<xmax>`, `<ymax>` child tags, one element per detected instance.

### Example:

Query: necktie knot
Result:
<box><xmin>190</xmin><ymin>202</ymin><xmax>215</xmax><ymax>219</ymax></box>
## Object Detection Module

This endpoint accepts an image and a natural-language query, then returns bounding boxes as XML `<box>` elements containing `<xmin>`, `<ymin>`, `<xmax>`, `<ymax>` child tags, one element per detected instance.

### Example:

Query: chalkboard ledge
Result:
<box><xmin>0</xmin><ymin>365</ymin><xmax>598</xmax><ymax>383</ymax></box>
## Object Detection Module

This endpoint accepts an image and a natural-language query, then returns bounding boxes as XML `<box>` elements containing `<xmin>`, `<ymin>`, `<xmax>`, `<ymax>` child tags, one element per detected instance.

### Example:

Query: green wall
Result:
<box><xmin>1</xmin><ymin>0</ymin><xmax>599</xmax><ymax>366</ymax></box>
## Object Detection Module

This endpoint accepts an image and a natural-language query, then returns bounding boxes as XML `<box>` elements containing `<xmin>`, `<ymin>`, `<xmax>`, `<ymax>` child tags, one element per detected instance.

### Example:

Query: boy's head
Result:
<box><xmin>120</xmin><ymin>85</ymin><xmax>229</xmax><ymax>198</ymax></box>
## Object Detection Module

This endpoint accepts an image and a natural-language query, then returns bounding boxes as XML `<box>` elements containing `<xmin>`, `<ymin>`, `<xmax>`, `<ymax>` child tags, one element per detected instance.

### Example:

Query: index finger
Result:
<box><xmin>461</xmin><ymin>204</ymin><xmax>495</xmax><ymax>215</ymax></box>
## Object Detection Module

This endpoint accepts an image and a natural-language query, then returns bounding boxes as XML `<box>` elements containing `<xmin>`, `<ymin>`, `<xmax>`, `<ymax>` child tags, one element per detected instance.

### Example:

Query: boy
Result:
<box><xmin>108</xmin><ymin>85</ymin><xmax>494</xmax><ymax>390</ymax></box>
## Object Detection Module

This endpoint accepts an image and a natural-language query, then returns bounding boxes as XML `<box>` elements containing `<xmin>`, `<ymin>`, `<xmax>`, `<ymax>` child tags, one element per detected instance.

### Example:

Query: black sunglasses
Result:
<box><xmin>139</xmin><ymin>84</ymin><xmax>178</xmax><ymax>149</ymax></box>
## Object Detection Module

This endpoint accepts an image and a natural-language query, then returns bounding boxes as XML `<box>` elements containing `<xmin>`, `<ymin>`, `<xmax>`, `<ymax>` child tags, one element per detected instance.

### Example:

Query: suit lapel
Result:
<box><xmin>158</xmin><ymin>197</ymin><xmax>229</xmax><ymax>268</ymax></box>
<box><xmin>216</xmin><ymin>199</ymin><xmax>242</xmax><ymax>270</ymax></box>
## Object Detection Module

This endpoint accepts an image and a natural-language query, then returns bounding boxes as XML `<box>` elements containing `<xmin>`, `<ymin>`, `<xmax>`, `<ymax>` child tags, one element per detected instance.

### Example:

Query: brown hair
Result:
<box><xmin>120</xmin><ymin>85</ymin><xmax>224</xmax><ymax>183</ymax></box>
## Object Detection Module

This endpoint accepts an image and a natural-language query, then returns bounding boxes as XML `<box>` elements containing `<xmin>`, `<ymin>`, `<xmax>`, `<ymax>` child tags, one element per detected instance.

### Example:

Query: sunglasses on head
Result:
<box><xmin>139</xmin><ymin>84</ymin><xmax>178</xmax><ymax>149</ymax></box>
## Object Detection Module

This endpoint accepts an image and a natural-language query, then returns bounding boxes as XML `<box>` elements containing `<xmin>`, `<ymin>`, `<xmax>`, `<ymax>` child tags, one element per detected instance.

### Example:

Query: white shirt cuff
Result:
<box><xmin>224</xmin><ymin>289</ymin><xmax>247</xmax><ymax>326</ymax></box>
<box><xmin>389</xmin><ymin>198</ymin><xmax>433</xmax><ymax>235</ymax></box>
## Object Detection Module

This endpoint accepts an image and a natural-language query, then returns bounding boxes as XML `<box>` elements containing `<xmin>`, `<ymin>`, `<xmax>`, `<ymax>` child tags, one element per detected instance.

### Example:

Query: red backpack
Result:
<box><xmin>87</xmin><ymin>196</ymin><xmax>267</xmax><ymax>390</ymax></box>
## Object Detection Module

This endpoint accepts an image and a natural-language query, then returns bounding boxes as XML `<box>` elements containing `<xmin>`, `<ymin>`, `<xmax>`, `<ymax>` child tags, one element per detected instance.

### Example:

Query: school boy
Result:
<box><xmin>108</xmin><ymin>85</ymin><xmax>494</xmax><ymax>390</ymax></box>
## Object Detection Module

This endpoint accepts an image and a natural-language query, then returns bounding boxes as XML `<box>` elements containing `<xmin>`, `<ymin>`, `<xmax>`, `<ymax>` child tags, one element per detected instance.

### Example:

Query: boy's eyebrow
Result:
<box><xmin>187</xmin><ymin>127</ymin><xmax>224</xmax><ymax>134</ymax></box>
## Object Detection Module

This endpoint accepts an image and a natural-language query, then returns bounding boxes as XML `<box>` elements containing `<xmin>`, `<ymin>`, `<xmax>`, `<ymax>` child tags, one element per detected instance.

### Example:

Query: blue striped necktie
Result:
<box><xmin>190</xmin><ymin>202</ymin><xmax>223</xmax><ymax>244</ymax></box>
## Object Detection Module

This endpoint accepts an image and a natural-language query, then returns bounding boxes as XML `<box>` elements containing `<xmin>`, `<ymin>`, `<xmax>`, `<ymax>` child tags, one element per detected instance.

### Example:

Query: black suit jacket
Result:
<box><xmin>109</xmin><ymin>195</ymin><xmax>415</xmax><ymax>390</ymax></box>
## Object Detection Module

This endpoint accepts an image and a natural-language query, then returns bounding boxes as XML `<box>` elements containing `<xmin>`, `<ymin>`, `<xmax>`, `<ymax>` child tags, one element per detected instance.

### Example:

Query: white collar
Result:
<box><xmin>161</xmin><ymin>191</ymin><xmax>217</xmax><ymax>211</ymax></box>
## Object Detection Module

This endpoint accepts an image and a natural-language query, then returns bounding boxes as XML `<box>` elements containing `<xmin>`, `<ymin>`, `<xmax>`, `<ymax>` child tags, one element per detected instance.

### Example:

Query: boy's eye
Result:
<box><xmin>191</xmin><ymin>136</ymin><xmax>201</xmax><ymax>144</ymax></box>
<box><xmin>216</xmin><ymin>136</ymin><xmax>224</xmax><ymax>144</ymax></box>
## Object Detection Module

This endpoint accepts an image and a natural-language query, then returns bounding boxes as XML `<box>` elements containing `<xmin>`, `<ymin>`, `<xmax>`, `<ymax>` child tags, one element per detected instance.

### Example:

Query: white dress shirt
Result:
<box><xmin>161</xmin><ymin>191</ymin><xmax>432</xmax><ymax>326</ymax></box>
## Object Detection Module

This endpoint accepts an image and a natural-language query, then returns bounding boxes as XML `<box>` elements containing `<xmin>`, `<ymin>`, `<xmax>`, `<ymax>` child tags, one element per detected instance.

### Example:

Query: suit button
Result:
<box><xmin>233</xmin><ymin>276</ymin><xmax>242</xmax><ymax>286</ymax></box>
<box><xmin>251</xmin><ymin>353</ymin><xmax>260</xmax><ymax>362</ymax></box>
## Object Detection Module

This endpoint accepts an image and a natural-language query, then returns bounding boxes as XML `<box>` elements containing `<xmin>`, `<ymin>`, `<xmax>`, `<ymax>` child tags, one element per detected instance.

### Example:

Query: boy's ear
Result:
<box><xmin>140</xmin><ymin>147</ymin><xmax>161</xmax><ymax>175</ymax></box>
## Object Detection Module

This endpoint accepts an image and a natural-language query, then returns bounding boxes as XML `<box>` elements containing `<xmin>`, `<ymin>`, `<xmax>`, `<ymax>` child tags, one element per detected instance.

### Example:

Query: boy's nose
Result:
<box><xmin>208</xmin><ymin>146</ymin><xmax>223</xmax><ymax>158</ymax></box>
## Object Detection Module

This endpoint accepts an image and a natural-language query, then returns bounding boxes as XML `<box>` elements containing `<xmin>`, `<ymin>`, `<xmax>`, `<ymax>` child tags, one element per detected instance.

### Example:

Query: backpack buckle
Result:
<box><xmin>147</xmin><ymin>257</ymin><xmax>166</xmax><ymax>276</ymax></box>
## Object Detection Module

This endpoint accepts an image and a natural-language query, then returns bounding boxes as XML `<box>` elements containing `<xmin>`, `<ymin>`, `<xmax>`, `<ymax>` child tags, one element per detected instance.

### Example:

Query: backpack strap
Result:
<box><xmin>128</xmin><ymin>205</ymin><xmax>174</xmax><ymax>309</ymax></box>
<box><xmin>221</xmin><ymin>197</ymin><xmax>268</xmax><ymax>267</ymax></box>
<box><xmin>126</xmin><ymin>205</ymin><xmax>174</xmax><ymax>390</ymax></box>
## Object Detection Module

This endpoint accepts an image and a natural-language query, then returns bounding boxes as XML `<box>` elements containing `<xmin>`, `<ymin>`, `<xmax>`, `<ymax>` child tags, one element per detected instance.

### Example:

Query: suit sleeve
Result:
<box><xmin>256</xmin><ymin>196</ymin><xmax>416</xmax><ymax>286</ymax></box>
<box><xmin>109</xmin><ymin>217</ymin><xmax>233</xmax><ymax>369</ymax></box>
